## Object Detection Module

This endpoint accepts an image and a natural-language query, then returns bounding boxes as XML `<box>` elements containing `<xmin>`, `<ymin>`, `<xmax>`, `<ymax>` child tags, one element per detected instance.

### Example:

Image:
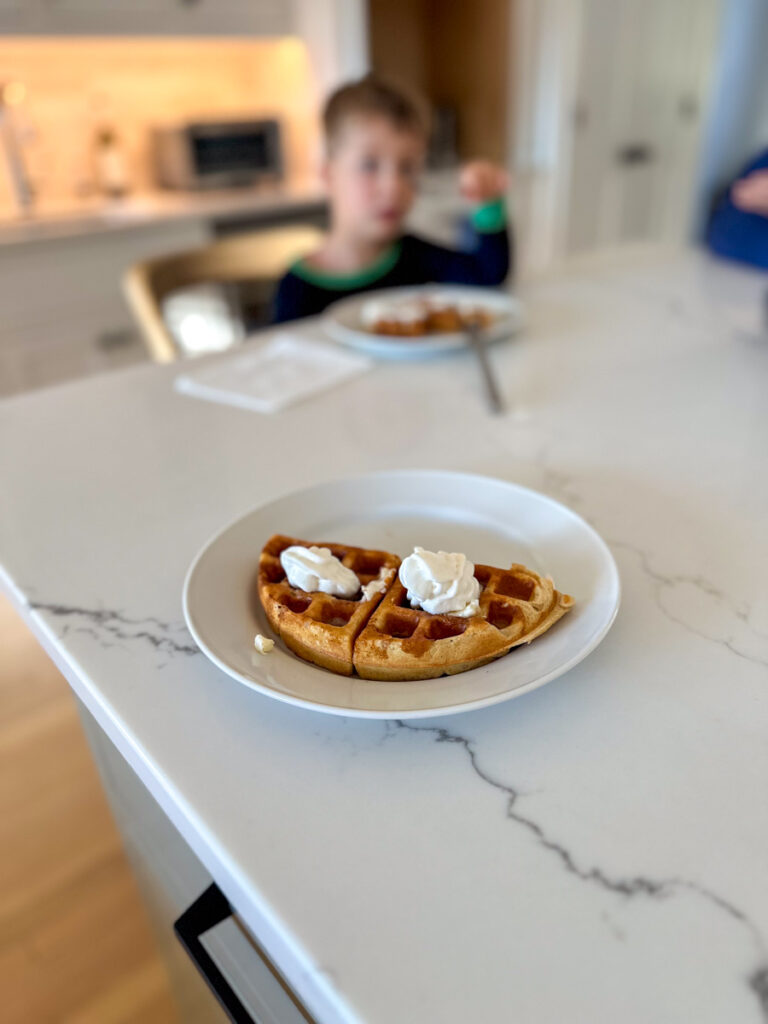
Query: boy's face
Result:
<box><xmin>324</xmin><ymin>115</ymin><xmax>426</xmax><ymax>243</ymax></box>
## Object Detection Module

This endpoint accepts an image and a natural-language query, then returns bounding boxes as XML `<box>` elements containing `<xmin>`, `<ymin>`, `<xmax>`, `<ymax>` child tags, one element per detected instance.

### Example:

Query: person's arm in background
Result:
<box><xmin>410</xmin><ymin>161</ymin><xmax>513</xmax><ymax>286</ymax></box>
<box><xmin>706</xmin><ymin>148</ymin><xmax>768</xmax><ymax>270</ymax></box>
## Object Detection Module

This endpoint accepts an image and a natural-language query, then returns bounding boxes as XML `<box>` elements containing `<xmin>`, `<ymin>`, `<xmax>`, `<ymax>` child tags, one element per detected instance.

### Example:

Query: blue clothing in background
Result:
<box><xmin>707</xmin><ymin>148</ymin><xmax>768</xmax><ymax>270</ymax></box>
<box><xmin>271</xmin><ymin>198</ymin><xmax>512</xmax><ymax>323</ymax></box>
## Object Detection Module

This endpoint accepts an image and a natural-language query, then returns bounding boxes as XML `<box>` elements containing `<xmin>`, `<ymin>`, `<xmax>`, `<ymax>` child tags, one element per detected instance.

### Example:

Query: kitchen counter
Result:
<box><xmin>1</xmin><ymin>248</ymin><xmax>767</xmax><ymax>1023</ymax></box>
<box><xmin>0</xmin><ymin>178</ymin><xmax>326</xmax><ymax>247</ymax></box>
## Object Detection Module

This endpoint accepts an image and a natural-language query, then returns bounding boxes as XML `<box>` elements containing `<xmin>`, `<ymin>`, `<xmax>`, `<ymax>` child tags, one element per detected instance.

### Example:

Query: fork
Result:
<box><xmin>466</xmin><ymin>321</ymin><xmax>505</xmax><ymax>414</ymax></box>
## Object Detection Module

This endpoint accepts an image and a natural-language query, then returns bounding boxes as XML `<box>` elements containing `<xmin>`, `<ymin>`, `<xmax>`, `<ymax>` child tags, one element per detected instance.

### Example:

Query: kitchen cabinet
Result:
<box><xmin>0</xmin><ymin>219</ymin><xmax>207</xmax><ymax>396</ymax></box>
<box><xmin>512</xmin><ymin>0</ymin><xmax>720</xmax><ymax>266</ymax></box>
<box><xmin>0</xmin><ymin>0</ymin><xmax>292</xmax><ymax>36</ymax></box>
<box><xmin>77</xmin><ymin>700</ymin><xmax>314</xmax><ymax>1024</ymax></box>
<box><xmin>565</xmin><ymin>0</ymin><xmax>719</xmax><ymax>253</ymax></box>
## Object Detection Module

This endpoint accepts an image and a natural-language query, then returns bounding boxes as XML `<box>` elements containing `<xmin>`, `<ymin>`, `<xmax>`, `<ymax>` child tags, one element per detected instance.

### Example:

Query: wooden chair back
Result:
<box><xmin>123</xmin><ymin>224</ymin><xmax>324</xmax><ymax>362</ymax></box>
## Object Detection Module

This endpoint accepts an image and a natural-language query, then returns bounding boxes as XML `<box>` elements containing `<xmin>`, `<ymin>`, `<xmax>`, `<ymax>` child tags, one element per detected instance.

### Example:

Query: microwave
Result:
<box><xmin>151</xmin><ymin>118</ymin><xmax>283</xmax><ymax>190</ymax></box>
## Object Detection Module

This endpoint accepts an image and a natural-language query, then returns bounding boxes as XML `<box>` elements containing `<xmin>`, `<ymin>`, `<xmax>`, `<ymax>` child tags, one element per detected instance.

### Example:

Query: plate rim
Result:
<box><xmin>182</xmin><ymin>469</ymin><xmax>621</xmax><ymax>719</ymax></box>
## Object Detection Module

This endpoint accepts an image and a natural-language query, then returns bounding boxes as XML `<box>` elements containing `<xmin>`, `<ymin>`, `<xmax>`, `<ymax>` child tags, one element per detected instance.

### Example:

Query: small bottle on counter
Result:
<box><xmin>94</xmin><ymin>125</ymin><xmax>129</xmax><ymax>199</ymax></box>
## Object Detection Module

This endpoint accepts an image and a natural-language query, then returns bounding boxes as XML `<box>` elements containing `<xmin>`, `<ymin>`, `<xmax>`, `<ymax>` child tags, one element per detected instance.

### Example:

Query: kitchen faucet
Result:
<box><xmin>0</xmin><ymin>81</ymin><xmax>35</xmax><ymax>213</ymax></box>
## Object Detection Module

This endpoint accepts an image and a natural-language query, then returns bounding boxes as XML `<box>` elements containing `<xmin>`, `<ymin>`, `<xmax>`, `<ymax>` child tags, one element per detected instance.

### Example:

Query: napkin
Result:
<box><xmin>174</xmin><ymin>332</ymin><xmax>372</xmax><ymax>414</ymax></box>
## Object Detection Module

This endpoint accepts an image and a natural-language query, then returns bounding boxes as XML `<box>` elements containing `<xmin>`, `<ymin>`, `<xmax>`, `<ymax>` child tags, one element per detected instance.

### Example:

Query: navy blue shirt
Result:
<box><xmin>271</xmin><ymin>199</ymin><xmax>512</xmax><ymax>323</ymax></box>
<box><xmin>706</xmin><ymin>148</ymin><xmax>768</xmax><ymax>270</ymax></box>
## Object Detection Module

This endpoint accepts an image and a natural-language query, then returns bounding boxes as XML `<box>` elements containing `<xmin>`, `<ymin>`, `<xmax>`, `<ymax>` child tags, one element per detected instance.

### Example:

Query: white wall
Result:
<box><xmin>693</xmin><ymin>0</ymin><xmax>768</xmax><ymax>235</ymax></box>
<box><xmin>293</xmin><ymin>0</ymin><xmax>369</xmax><ymax>103</ymax></box>
<box><xmin>292</xmin><ymin>0</ymin><xmax>369</xmax><ymax>173</ymax></box>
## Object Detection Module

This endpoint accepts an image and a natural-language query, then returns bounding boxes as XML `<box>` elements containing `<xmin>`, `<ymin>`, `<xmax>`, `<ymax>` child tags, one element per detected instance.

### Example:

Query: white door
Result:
<box><xmin>566</xmin><ymin>0</ymin><xmax>719</xmax><ymax>254</ymax></box>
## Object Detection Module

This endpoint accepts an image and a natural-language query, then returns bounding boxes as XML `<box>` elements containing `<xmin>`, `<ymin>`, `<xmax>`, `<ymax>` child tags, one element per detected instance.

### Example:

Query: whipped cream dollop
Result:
<box><xmin>360</xmin><ymin>566</ymin><xmax>395</xmax><ymax>601</ymax></box>
<box><xmin>398</xmin><ymin>546</ymin><xmax>481</xmax><ymax>617</ymax></box>
<box><xmin>253</xmin><ymin>634</ymin><xmax>274</xmax><ymax>654</ymax></box>
<box><xmin>424</xmin><ymin>293</ymin><xmax>454</xmax><ymax>312</ymax></box>
<box><xmin>280</xmin><ymin>545</ymin><xmax>360</xmax><ymax>598</ymax></box>
<box><xmin>361</xmin><ymin>297</ymin><xmax>427</xmax><ymax>326</ymax></box>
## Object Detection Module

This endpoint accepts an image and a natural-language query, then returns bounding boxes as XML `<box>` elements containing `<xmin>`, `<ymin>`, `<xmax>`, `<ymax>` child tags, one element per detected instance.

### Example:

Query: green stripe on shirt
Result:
<box><xmin>290</xmin><ymin>241</ymin><xmax>402</xmax><ymax>290</ymax></box>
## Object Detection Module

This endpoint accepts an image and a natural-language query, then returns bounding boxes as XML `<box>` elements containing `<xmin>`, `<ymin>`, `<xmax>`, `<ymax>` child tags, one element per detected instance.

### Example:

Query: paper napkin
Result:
<box><xmin>174</xmin><ymin>332</ymin><xmax>372</xmax><ymax>414</ymax></box>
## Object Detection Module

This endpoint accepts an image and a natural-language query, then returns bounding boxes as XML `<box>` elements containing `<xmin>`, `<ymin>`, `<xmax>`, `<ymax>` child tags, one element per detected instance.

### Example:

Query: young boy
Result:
<box><xmin>272</xmin><ymin>75</ymin><xmax>511</xmax><ymax>323</ymax></box>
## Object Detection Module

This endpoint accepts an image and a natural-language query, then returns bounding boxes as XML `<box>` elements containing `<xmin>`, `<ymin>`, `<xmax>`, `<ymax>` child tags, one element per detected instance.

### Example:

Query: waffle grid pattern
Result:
<box><xmin>258</xmin><ymin>535</ymin><xmax>573</xmax><ymax>681</ymax></box>
<box><xmin>258</xmin><ymin>535</ymin><xmax>400</xmax><ymax>676</ymax></box>
<box><xmin>260</xmin><ymin>534</ymin><xmax>398</xmax><ymax>628</ymax></box>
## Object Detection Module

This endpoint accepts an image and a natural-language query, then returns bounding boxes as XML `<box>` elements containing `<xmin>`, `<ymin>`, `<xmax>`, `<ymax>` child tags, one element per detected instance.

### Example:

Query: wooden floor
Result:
<box><xmin>0</xmin><ymin>595</ymin><xmax>179</xmax><ymax>1024</ymax></box>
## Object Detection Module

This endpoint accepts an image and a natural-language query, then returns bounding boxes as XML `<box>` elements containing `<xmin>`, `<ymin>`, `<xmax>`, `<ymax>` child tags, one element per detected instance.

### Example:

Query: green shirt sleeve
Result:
<box><xmin>471</xmin><ymin>196</ymin><xmax>507</xmax><ymax>234</ymax></box>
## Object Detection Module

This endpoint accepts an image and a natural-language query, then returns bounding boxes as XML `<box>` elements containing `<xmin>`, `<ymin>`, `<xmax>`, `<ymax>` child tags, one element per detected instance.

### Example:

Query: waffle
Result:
<box><xmin>426</xmin><ymin>305</ymin><xmax>493</xmax><ymax>332</ymax></box>
<box><xmin>371</xmin><ymin>317</ymin><xmax>428</xmax><ymax>336</ymax></box>
<box><xmin>367</xmin><ymin>302</ymin><xmax>494</xmax><ymax>337</ymax></box>
<box><xmin>424</xmin><ymin>306</ymin><xmax>464</xmax><ymax>332</ymax></box>
<box><xmin>258</xmin><ymin>535</ymin><xmax>400</xmax><ymax>676</ymax></box>
<box><xmin>352</xmin><ymin>563</ymin><xmax>573</xmax><ymax>681</ymax></box>
<box><xmin>258</xmin><ymin>536</ymin><xmax>573</xmax><ymax>681</ymax></box>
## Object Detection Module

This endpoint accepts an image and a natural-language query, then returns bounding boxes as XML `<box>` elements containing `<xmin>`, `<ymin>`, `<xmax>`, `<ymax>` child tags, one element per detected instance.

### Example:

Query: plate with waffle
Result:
<box><xmin>183</xmin><ymin>471</ymin><xmax>620</xmax><ymax>718</ymax></box>
<box><xmin>323</xmin><ymin>285</ymin><xmax>523</xmax><ymax>359</ymax></box>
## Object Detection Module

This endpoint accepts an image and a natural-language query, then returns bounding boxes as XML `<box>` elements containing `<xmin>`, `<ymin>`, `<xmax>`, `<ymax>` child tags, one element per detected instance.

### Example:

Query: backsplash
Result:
<box><xmin>0</xmin><ymin>37</ymin><xmax>319</xmax><ymax>209</ymax></box>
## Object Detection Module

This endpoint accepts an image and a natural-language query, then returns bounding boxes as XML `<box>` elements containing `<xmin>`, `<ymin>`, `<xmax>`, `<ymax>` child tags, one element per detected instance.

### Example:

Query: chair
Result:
<box><xmin>123</xmin><ymin>223</ymin><xmax>324</xmax><ymax>362</ymax></box>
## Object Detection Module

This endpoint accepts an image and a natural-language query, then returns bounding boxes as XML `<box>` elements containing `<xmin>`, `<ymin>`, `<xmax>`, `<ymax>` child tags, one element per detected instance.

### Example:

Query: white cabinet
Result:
<box><xmin>0</xmin><ymin>219</ymin><xmax>208</xmax><ymax>396</ymax></box>
<box><xmin>76</xmin><ymin>700</ymin><xmax>315</xmax><ymax>1024</ymax></box>
<box><xmin>566</xmin><ymin>0</ymin><xmax>720</xmax><ymax>253</ymax></box>
<box><xmin>0</xmin><ymin>0</ymin><xmax>293</xmax><ymax>36</ymax></box>
<box><xmin>512</xmin><ymin>0</ymin><xmax>720</xmax><ymax>269</ymax></box>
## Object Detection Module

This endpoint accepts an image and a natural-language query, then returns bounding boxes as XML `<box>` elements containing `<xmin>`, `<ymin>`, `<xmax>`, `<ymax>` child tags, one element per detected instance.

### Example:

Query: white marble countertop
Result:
<box><xmin>1</xmin><ymin>248</ymin><xmax>767</xmax><ymax>1023</ymax></box>
<box><xmin>0</xmin><ymin>178</ymin><xmax>326</xmax><ymax>247</ymax></box>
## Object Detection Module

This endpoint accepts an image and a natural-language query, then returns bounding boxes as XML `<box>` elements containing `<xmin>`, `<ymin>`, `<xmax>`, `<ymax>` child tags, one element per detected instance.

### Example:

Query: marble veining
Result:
<box><xmin>607</xmin><ymin>541</ymin><xmax>768</xmax><ymax>669</ymax></box>
<box><xmin>392</xmin><ymin>721</ymin><xmax>766</xmax><ymax>961</ymax></box>
<box><xmin>28</xmin><ymin>600</ymin><xmax>200</xmax><ymax>659</ymax></box>
<box><xmin>531</xmin><ymin>444</ymin><xmax>768</xmax><ymax>671</ymax></box>
<box><xmin>751</xmin><ymin>967</ymin><xmax>768</xmax><ymax>1019</ymax></box>
<box><xmin>393</xmin><ymin>717</ymin><xmax>768</xmax><ymax>1021</ymax></box>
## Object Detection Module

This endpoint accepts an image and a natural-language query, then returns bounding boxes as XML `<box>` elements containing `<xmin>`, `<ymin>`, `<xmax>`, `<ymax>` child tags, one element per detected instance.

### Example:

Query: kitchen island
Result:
<box><xmin>1</xmin><ymin>248</ymin><xmax>767</xmax><ymax>1023</ymax></box>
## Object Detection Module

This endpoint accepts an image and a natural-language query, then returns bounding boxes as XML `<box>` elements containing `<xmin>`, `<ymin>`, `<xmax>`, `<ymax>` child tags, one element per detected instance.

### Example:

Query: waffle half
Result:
<box><xmin>258</xmin><ymin>536</ymin><xmax>573</xmax><ymax>681</ymax></box>
<box><xmin>258</xmin><ymin>535</ymin><xmax>400</xmax><ymax>676</ymax></box>
<box><xmin>353</xmin><ymin>563</ymin><xmax>573</xmax><ymax>681</ymax></box>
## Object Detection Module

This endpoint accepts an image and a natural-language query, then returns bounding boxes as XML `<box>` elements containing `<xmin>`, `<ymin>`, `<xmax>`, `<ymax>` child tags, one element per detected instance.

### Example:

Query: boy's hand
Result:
<box><xmin>732</xmin><ymin>170</ymin><xmax>768</xmax><ymax>216</ymax></box>
<box><xmin>459</xmin><ymin>161</ymin><xmax>509</xmax><ymax>203</ymax></box>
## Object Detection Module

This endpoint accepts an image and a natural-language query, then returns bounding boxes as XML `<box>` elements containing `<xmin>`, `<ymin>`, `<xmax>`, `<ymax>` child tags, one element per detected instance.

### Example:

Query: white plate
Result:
<box><xmin>183</xmin><ymin>471</ymin><xmax>620</xmax><ymax>719</ymax></box>
<box><xmin>323</xmin><ymin>285</ymin><xmax>524</xmax><ymax>359</ymax></box>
